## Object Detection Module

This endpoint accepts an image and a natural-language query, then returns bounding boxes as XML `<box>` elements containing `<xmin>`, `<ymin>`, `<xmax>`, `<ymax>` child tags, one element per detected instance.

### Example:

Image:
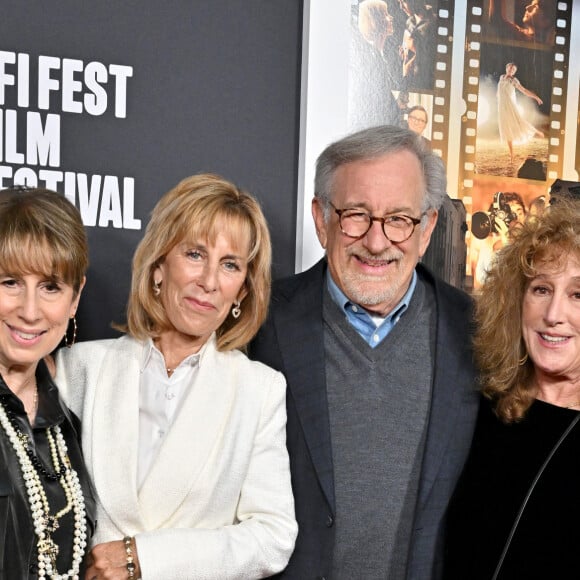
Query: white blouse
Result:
<box><xmin>137</xmin><ymin>340</ymin><xmax>204</xmax><ymax>488</ymax></box>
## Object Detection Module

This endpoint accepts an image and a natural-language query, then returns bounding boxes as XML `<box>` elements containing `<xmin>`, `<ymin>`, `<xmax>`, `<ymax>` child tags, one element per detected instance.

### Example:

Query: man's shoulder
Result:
<box><xmin>417</xmin><ymin>264</ymin><xmax>473</xmax><ymax>309</ymax></box>
<box><xmin>250</xmin><ymin>261</ymin><xmax>326</xmax><ymax>364</ymax></box>
<box><xmin>271</xmin><ymin>259</ymin><xmax>326</xmax><ymax>303</ymax></box>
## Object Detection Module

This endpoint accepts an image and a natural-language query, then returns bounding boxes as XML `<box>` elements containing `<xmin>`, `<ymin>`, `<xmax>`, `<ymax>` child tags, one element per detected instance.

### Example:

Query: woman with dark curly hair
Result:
<box><xmin>444</xmin><ymin>197</ymin><xmax>580</xmax><ymax>579</ymax></box>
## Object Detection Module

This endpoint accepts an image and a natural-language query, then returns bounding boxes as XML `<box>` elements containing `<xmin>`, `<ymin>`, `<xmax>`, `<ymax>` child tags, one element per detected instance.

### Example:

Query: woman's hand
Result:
<box><xmin>85</xmin><ymin>539</ymin><xmax>141</xmax><ymax>580</ymax></box>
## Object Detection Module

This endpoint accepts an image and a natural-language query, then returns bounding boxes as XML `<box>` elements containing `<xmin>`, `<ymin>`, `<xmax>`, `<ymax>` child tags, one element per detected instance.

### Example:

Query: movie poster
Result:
<box><xmin>299</xmin><ymin>0</ymin><xmax>579</xmax><ymax>292</ymax></box>
<box><xmin>459</xmin><ymin>0</ymin><xmax>571</xmax><ymax>290</ymax></box>
<box><xmin>348</xmin><ymin>0</ymin><xmax>452</xmax><ymax>160</ymax></box>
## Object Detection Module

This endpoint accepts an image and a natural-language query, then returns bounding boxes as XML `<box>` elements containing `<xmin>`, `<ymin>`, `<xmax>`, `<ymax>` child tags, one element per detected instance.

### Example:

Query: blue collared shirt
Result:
<box><xmin>326</xmin><ymin>269</ymin><xmax>417</xmax><ymax>348</ymax></box>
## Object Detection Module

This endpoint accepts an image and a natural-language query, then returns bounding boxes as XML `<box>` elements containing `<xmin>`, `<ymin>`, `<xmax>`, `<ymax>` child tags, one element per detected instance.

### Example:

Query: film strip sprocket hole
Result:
<box><xmin>460</xmin><ymin>0</ymin><xmax>483</xmax><ymax>200</ymax></box>
<box><xmin>431</xmin><ymin>0</ymin><xmax>454</xmax><ymax>161</ymax></box>
<box><xmin>459</xmin><ymin>1</ymin><xmax>572</xmax><ymax>210</ymax></box>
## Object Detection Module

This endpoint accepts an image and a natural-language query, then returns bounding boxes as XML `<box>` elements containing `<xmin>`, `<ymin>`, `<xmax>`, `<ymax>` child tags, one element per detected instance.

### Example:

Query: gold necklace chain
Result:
<box><xmin>9</xmin><ymin>373</ymin><xmax>38</xmax><ymax>421</ymax></box>
<box><xmin>27</xmin><ymin>382</ymin><xmax>38</xmax><ymax>422</ymax></box>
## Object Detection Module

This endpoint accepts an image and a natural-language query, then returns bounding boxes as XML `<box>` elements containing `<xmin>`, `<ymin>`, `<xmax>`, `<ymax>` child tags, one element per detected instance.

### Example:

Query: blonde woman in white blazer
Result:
<box><xmin>56</xmin><ymin>175</ymin><xmax>297</xmax><ymax>579</ymax></box>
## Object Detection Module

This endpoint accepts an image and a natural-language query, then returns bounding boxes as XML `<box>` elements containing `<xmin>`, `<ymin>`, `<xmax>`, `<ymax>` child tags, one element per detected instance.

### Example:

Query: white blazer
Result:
<box><xmin>56</xmin><ymin>335</ymin><xmax>297</xmax><ymax>579</ymax></box>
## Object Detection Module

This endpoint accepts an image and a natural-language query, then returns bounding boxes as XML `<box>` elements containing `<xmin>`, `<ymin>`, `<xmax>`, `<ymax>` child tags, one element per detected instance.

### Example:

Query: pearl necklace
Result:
<box><xmin>0</xmin><ymin>400</ymin><xmax>88</xmax><ymax>579</ymax></box>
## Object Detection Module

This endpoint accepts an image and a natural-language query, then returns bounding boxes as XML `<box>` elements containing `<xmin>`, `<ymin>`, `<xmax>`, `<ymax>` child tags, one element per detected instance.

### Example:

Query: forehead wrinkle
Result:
<box><xmin>341</xmin><ymin>200</ymin><xmax>418</xmax><ymax>215</ymax></box>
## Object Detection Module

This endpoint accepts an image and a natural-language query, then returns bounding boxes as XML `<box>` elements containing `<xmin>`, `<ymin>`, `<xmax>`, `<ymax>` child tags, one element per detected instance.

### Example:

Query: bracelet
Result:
<box><xmin>123</xmin><ymin>536</ymin><xmax>136</xmax><ymax>579</ymax></box>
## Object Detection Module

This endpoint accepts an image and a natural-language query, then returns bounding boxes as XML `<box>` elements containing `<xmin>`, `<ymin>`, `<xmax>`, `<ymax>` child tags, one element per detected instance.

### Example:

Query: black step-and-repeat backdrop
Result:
<box><xmin>1</xmin><ymin>1</ymin><xmax>303</xmax><ymax>340</ymax></box>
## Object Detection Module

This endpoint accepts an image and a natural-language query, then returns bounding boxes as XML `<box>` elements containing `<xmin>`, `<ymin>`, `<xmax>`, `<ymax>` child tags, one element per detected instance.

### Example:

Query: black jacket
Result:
<box><xmin>0</xmin><ymin>361</ymin><xmax>96</xmax><ymax>579</ymax></box>
<box><xmin>249</xmin><ymin>260</ymin><xmax>479</xmax><ymax>579</ymax></box>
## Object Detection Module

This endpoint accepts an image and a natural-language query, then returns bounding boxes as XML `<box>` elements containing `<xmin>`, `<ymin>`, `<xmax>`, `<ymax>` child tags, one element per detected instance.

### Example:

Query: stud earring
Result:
<box><xmin>231</xmin><ymin>301</ymin><xmax>241</xmax><ymax>319</ymax></box>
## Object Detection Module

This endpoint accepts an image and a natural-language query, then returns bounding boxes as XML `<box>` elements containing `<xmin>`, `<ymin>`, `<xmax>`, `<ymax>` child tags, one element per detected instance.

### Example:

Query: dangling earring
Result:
<box><xmin>64</xmin><ymin>317</ymin><xmax>77</xmax><ymax>348</ymax></box>
<box><xmin>231</xmin><ymin>300</ymin><xmax>241</xmax><ymax>319</ymax></box>
<box><xmin>153</xmin><ymin>280</ymin><xmax>162</xmax><ymax>296</ymax></box>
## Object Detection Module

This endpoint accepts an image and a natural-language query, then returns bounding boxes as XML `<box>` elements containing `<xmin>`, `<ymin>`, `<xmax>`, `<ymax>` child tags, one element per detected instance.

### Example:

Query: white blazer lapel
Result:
<box><xmin>138</xmin><ymin>337</ymin><xmax>236</xmax><ymax>529</ymax></box>
<box><xmin>89</xmin><ymin>338</ymin><xmax>144</xmax><ymax>531</ymax></box>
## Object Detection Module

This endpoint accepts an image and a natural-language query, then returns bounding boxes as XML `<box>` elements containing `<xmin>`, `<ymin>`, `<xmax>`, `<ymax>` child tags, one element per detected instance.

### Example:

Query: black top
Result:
<box><xmin>444</xmin><ymin>396</ymin><xmax>580</xmax><ymax>580</ymax></box>
<box><xmin>0</xmin><ymin>360</ymin><xmax>95</xmax><ymax>578</ymax></box>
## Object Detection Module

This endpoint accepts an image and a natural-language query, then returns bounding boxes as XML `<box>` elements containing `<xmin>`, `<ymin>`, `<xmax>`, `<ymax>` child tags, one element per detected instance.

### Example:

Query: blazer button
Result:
<box><xmin>325</xmin><ymin>514</ymin><xmax>334</xmax><ymax>527</ymax></box>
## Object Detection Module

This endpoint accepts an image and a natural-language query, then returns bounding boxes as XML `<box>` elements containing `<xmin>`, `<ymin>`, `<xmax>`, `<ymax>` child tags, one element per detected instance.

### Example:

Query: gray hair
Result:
<box><xmin>314</xmin><ymin>125</ymin><xmax>447</xmax><ymax>223</ymax></box>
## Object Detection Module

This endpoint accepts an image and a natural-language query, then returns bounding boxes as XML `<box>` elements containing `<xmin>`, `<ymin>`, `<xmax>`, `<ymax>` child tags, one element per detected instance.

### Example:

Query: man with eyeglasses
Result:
<box><xmin>406</xmin><ymin>105</ymin><xmax>431</xmax><ymax>150</ymax></box>
<box><xmin>250</xmin><ymin>125</ymin><xmax>478</xmax><ymax>579</ymax></box>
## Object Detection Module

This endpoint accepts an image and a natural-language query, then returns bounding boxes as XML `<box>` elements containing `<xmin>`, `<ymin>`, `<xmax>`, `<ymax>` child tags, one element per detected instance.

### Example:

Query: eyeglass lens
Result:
<box><xmin>339</xmin><ymin>212</ymin><xmax>416</xmax><ymax>242</ymax></box>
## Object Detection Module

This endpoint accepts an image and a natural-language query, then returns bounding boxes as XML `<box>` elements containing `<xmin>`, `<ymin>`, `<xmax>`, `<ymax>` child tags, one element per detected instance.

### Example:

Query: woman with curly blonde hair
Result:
<box><xmin>444</xmin><ymin>197</ymin><xmax>580</xmax><ymax>579</ymax></box>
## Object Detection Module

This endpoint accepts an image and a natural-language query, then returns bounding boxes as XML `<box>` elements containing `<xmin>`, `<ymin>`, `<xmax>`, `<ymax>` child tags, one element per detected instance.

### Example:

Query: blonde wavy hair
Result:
<box><xmin>475</xmin><ymin>197</ymin><xmax>580</xmax><ymax>422</ymax></box>
<box><xmin>358</xmin><ymin>0</ymin><xmax>392</xmax><ymax>47</ymax></box>
<box><xmin>121</xmin><ymin>174</ymin><xmax>271</xmax><ymax>352</ymax></box>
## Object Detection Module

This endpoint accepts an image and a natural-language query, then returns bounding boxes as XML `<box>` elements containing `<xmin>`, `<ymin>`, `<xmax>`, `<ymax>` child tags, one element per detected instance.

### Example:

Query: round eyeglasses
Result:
<box><xmin>330</xmin><ymin>203</ymin><xmax>424</xmax><ymax>243</ymax></box>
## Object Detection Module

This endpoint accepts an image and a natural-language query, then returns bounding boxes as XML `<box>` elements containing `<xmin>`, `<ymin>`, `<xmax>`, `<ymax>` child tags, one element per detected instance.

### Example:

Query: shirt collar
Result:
<box><xmin>0</xmin><ymin>359</ymin><xmax>66</xmax><ymax>428</ymax></box>
<box><xmin>141</xmin><ymin>333</ymin><xmax>214</xmax><ymax>372</ymax></box>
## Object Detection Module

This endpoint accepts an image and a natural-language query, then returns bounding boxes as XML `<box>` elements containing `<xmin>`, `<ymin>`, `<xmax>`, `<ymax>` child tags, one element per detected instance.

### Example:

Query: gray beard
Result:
<box><xmin>341</xmin><ymin>263</ymin><xmax>405</xmax><ymax>309</ymax></box>
<box><xmin>339</xmin><ymin>245</ymin><xmax>407</xmax><ymax>308</ymax></box>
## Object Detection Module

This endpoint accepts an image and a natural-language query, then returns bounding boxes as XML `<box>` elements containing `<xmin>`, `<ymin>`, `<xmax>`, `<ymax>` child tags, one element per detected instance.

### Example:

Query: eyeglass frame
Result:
<box><xmin>408</xmin><ymin>114</ymin><xmax>427</xmax><ymax>124</ymax></box>
<box><xmin>329</xmin><ymin>202</ymin><xmax>425</xmax><ymax>243</ymax></box>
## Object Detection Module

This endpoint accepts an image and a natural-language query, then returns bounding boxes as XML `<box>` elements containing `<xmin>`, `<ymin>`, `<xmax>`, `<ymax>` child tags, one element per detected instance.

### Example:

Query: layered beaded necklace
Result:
<box><xmin>0</xmin><ymin>399</ymin><xmax>87</xmax><ymax>579</ymax></box>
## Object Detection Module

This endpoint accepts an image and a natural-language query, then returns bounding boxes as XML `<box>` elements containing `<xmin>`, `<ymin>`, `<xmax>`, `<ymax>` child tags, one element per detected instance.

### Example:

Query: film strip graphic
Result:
<box><xmin>458</xmin><ymin>1</ymin><xmax>573</xmax><ymax>202</ymax></box>
<box><xmin>350</xmin><ymin>0</ymin><xmax>455</xmax><ymax>160</ymax></box>
<box><xmin>430</xmin><ymin>0</ymin><xmax>455</xmax><ymax>162</ymax></box>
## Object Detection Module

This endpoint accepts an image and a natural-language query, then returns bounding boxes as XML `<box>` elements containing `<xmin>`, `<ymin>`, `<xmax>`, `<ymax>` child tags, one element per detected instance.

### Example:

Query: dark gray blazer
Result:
<box><xmin>249</xmin><ymin>259</ymin><xmax>479</xmax><ymax>579</ymax></box>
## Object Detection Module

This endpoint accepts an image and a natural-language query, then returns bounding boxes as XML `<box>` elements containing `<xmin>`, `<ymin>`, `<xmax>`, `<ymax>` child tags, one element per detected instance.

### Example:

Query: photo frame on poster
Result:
<box><xmin>297</xmin><ymin>0</ymin><xmax>350</xmax><ymax>272</ymax></box>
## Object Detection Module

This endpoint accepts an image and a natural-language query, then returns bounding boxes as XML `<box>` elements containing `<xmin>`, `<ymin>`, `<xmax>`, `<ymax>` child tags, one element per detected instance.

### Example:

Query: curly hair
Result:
<box><xmin>475</xmin><ymin>197</ymin><xmax>580</xmax><ymax>422</ymax></box>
